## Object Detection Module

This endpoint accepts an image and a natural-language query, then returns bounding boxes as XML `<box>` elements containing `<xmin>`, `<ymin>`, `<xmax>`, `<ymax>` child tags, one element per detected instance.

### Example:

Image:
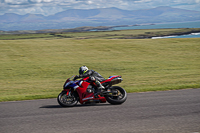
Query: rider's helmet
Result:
<box><xmin>79</xmin><ymin>66</ymin><xmax>88</xmax><ymax>75</ymax></box>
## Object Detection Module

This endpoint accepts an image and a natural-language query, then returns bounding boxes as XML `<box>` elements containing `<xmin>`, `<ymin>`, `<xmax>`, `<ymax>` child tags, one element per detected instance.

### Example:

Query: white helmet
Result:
<box><xmin>79</xmin><ymin>66</ymin><xmax>88</xmax><ymax>75</ymax></box>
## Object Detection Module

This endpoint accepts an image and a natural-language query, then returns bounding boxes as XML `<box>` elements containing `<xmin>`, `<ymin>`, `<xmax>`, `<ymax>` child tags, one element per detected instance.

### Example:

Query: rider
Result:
<box><xmin>73</xmin><ymin>66</ymin><xmax>105</xmax><ymax>97</ymax></box>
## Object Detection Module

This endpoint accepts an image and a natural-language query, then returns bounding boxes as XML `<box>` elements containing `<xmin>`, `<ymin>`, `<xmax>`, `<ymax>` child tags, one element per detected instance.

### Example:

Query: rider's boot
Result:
<box><xmin>94</xmin><ymin>81</ymin><xmax>105</xmax><ymax>98</ymax></box>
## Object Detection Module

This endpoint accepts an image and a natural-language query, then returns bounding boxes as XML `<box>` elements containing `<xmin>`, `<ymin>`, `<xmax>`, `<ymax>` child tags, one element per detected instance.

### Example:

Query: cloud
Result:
<box><xmin>0</xmin><ymin>0</ymin><xmax>200</xmax><ymax>16</ymax></box>
<box><xmin>4</xmin><ymin>0</ymin><xmax>28</xmax><ymax>4</ymax></box>
<box><xmin>30</xmin><ymin>0</ymin><xmax>53</xmax><ymax>2</ymax></box>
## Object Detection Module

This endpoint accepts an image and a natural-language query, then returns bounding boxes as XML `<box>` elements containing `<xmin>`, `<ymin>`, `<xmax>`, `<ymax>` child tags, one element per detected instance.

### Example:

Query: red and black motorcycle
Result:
<box><xmin>57</xmin><ymin>75</ymin><xmax>127</xmax><ymax>107</ymax></box>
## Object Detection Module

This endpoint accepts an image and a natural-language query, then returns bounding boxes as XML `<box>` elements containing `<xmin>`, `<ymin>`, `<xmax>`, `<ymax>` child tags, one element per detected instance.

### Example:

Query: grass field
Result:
<box><xmin>0</xmin><ymin>32</ymin><xmax>200</xmax><ymax>102</ymax></box>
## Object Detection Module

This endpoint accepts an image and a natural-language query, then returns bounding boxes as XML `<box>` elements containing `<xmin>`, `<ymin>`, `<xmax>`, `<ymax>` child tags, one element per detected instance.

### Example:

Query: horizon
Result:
<box><xmin>1</xmin><ymin>21</ymin><xmax>200</xmax><ymax>33</ymax></box>
<box><xmin>1</xmin><ymin>4</ymin><xmax>200</xmax><ymax>31</ymax></box>
<box><xmin>1</xmin><ymin>0</ymin><xmax>200</xmax><ymax>16</ymax></box>
<box><xmin>1</xmin><ymin>6</ymin><xmax>200</xmax><ymax>16</ymax></box>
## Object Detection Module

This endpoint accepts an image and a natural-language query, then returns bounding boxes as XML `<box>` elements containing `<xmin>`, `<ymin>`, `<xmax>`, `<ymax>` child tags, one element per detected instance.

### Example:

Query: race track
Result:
<box><xmin>0</xmin><ymin>89</ymin><xmax>200</xmax><ymax>133</ymax></box>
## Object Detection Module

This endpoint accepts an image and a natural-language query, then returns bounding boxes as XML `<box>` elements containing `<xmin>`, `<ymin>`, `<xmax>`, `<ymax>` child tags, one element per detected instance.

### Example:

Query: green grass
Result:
<box><xmin>0</xmin><ymin>36</ymin><xmax>200</xmax><ymax>102</ymax></box>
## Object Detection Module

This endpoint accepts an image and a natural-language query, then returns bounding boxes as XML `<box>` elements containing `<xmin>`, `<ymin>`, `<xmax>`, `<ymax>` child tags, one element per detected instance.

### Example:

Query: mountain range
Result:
<box><xmin>1</xmin><ymin>6</ymin><xmax>200</xmax><ymax>31</ymax></box>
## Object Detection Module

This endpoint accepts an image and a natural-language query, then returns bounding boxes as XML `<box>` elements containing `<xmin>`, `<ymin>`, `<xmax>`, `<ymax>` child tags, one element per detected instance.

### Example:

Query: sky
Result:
<box><xmin>0</xmin><ymin>0</ymin><xmax>200</xmax><ymax>16</ymax></box>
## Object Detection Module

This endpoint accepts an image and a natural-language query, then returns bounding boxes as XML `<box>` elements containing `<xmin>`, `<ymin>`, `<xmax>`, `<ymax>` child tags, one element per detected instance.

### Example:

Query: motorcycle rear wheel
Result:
<box><xmin>105</xmin><ymin>86</ymin><xmax>127</xmax><ymax>105</ymax></box>
<box><xmin>57</xmin><ymin>91</ymin><xmax>78</xmax><ymax>107</ymax></box>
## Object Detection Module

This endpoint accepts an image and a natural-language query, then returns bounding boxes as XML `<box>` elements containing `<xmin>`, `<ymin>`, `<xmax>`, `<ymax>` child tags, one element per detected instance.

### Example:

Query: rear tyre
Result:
<box><xmin>57</xmin><ymin>91</ymin><xmax>78</xmax><ymax>107</ymax></box>
<box><xmin>105</xmin><ymin>86</ymin><xmax>127</xmax><ymax>105</ymax></box>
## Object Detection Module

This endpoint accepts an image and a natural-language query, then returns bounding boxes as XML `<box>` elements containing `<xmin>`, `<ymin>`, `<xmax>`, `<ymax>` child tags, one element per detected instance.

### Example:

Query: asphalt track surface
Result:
<box><xmin>0</xmin><ymin>89</ymin><xmax>200</xmax><ymax>133</ymax></box>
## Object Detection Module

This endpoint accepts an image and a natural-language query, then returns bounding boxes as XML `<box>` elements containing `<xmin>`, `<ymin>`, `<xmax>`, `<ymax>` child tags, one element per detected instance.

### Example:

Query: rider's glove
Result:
<box><xmin>73</xmin><ymin>75</ymin><xmax>79</xmax><ymax>81</ymax></box>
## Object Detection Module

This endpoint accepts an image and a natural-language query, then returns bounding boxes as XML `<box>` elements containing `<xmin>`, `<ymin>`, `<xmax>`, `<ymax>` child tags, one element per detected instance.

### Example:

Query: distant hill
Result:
<box><xmin>0</xmin><ymin>6</ymin><xmax>200</xmax><ymax>31</ymax></box>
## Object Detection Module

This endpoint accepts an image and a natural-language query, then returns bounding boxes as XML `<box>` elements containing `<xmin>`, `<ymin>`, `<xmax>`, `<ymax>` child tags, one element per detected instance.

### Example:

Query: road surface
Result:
<box><xmin>0</xmin><ymin>89</ymin><xmax>200</xmax><ymax>133</ymax></box>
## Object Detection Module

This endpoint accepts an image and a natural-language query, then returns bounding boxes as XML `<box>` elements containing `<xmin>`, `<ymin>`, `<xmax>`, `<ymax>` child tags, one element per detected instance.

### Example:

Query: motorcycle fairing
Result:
<box><xmin>62</xmin><ymin>75</ymin><xmax>122</xmax><ymax>104</ymax></box>
<box><xmin>75</xmin><ymin>79</ymin><xmax>106</xmax><ymax>104</ymax></box>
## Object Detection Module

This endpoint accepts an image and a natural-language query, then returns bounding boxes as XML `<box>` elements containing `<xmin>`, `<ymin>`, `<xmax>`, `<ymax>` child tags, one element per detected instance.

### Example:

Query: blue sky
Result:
<box><xmin>0</xmin><ymin>0</ymin><xmax>200</xmax><ymax>16</ymax></box>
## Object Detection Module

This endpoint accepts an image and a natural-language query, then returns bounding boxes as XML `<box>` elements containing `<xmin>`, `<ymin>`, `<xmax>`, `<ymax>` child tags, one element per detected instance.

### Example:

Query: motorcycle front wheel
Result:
<box><xmin>57</xmin><ymin>91</ymin><xmax>78</xmax><ymax>107</ymax></box>
<box><xmin>105</xmin><ymin>86</ymin><xmax>127</xmax><ymax>105</ymax></box>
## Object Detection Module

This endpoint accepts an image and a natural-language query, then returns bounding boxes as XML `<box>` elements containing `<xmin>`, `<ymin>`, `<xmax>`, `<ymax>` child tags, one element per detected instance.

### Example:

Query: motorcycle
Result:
<box><xmin>57</xmin><ymin>75</ymin><xmax>127</xmax><ymax>107</ymax></box>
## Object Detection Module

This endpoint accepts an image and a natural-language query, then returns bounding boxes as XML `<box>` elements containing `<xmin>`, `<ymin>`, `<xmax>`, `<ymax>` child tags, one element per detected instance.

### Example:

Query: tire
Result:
<box><xmin>57</xmin><ymin>91</ymin><xmax>78</xmax><ymax>107</ymax></box>
<box><xmin>105</xmin><ymin>86</ymin><xmax>127</xmax><ymax>105</ymax></box>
